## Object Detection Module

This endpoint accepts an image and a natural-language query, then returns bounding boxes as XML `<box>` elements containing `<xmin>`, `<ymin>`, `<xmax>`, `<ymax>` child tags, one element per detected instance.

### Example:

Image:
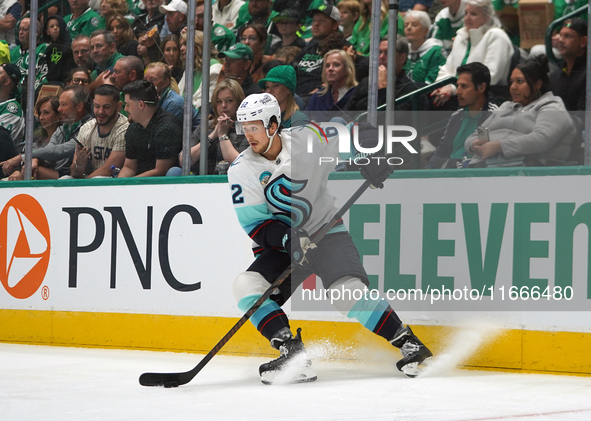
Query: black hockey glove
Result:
<box><xmin>282</xmin><ymin>228</ymin><xmax>319</xmax><ymax>268</ymax></box>
<box><xmin>360</xmin><ymin>156</ymin><xmax>393</xmax><ymax>189</ymax></box>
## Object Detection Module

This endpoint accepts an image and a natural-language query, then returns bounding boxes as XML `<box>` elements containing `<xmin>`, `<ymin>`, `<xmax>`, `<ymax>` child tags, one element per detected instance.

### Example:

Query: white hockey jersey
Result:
<box><xmin>227</xmin><ymin>125</ymin><xmax>346</xmax><ymax>241</ymax></box>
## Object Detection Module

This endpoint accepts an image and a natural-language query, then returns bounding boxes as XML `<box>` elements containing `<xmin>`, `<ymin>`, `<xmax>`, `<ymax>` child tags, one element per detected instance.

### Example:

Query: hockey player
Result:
<box><xmin>227</xmin><ymin>93</ymin><xmax>433</xmax><ymax>384</ymax></box>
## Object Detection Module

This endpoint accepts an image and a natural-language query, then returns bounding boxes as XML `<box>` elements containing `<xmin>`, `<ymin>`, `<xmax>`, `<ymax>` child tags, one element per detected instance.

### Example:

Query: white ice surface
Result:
<box><xmin>2</xmin><ymin>342</ymin><xmax>591</xmax><ymax>421</ymax></box>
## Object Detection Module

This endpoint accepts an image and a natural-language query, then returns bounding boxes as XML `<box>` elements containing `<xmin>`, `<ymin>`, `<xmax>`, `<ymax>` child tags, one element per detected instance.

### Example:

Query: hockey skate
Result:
<box><xmin>390</xmin><ymin>325</ymin><xmax>433</xmax><ymax>378</ymax></box>
<box><xmin>259</xmin><ymin>328</ymin><xmax>317</xmax><ymax>385</ymax></box>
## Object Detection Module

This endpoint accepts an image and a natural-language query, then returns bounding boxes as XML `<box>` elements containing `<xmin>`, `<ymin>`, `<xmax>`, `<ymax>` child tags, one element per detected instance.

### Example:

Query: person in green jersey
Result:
<box><xmin>235</xmin><ymin>0</ymin><xmax>276</xmax><ymax>30</ymax></box>
<box><xmin>0</xmin><ymin>63</ymin><xmax>24</xmax><ymax>148</ymax></box>
<box><xmin>432</xmin><ymin>0</ymin><xmax>465</xmax><ymax>50</ymax></box>
<box><xmin>10</xmin><ymin>17</ymin><xmax>48</xmax><ymax>87</ymax></box>
<box><xmin>64</xmin><ymin>0</ymin><xmax>105</xmax><ymax>38</ymax></box>
<box><xmin>404</xmin><ymin>10</ymin><xmax>446</xmax><ymax>85</ymax></box>
<box><xmin>351</xmin><ymin>0</ymin><xmax>404</xmax><ymax>56</ymax></box>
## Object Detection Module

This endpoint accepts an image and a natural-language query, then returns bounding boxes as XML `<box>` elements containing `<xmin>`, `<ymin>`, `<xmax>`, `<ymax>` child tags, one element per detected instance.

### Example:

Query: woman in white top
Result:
<box><xmin>431</xmin><ymin>0</ymin><xmax>513</xmax><ymax>107</ymax></box>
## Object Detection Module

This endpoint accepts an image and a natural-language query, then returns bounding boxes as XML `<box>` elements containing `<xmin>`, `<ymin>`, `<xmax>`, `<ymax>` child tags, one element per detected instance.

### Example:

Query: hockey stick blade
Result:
<box><xmin>139</xmin><ymin>179</ymin><xmax>373</xmax><ymax>387</ymax></box>
<box><xmin>139</xmin><ymin>372</ymin><xmax>182</xmax><ymax>388</ymax></box>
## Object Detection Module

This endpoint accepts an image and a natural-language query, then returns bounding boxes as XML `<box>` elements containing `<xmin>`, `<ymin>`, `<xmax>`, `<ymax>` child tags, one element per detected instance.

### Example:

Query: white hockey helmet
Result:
<box><xmin>236</xmin><ymin>93</ymin><xmax>282</xmax><ymax>135</ymax></box>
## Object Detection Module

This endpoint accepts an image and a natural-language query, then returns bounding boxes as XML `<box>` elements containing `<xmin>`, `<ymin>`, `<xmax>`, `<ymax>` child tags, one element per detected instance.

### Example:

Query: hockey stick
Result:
<box><xmin>139</xmin><ymin>179</ymin><xmax>373</xmax><ymax>387</ymax></box>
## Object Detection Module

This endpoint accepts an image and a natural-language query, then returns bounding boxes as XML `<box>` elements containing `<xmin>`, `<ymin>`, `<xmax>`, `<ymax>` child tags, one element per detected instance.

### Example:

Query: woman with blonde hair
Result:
<box><xmin>432</xmin><ymin>0</ymin><xmax>513</xmax><ymax>106</ymax></box>
<box><xmin>258</xmin><ymin>65</ymin><xmax>306</xmax><ymax>128</ymax></box>
<box><xmin>178</xmin><ymin>30</ymin><xmax>222</xmax><ymax>111</ymax></box>
<box><xmin>169</xmin><ymin>79</ymin><xmax>248</xmax><ymax>176</ymax></box>
<box><xmin>306</xmin><ymin>49</ymin><xmax>358</xmax><ymax>112</ymax></box>
<box><xmin>107</xmin><ymin>15</ymin><xmax>138</xmax><ymax>56</ymax></box>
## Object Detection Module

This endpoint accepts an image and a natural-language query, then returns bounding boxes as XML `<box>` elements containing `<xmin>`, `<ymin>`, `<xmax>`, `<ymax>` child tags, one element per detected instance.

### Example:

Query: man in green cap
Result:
<box><xmin>219</xmin><ymin>43</ymin><xmax>262</xmax><ymax>97</ymax></box>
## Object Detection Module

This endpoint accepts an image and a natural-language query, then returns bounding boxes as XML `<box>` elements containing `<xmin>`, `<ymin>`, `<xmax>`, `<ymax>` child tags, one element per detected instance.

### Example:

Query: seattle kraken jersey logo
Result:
<box><xmin>264</xmin><ymin>174</ymin><xmax>311</xmax><ymax>228</ymax></box>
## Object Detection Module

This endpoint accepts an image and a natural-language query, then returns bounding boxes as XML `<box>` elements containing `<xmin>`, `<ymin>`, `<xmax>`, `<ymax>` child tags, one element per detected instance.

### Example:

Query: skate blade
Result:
<box><xmin>401</xmin><ymin>356</ymin><xmax>433</xmax><ymax>378</ymax></box>
<box><xmin>261</xmin><ymin>367</ymin><xmax>318</xmax><ymax>385</ymax></box>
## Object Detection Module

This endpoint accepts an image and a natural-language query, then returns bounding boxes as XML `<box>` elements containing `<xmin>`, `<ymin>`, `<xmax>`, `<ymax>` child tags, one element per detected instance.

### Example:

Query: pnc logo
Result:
<box><xmin>0</xmin><ymin>195</ymin><xmax>51</xmax><ymax>299</ymax></box>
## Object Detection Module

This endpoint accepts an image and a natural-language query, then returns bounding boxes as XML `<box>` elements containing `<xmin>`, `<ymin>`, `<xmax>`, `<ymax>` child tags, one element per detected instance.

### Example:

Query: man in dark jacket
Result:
<box><xmin>549</xmin><ymin>18</ymin><xmax>587</xmax><ymax>164</ymax></box>
<box><xmin>292</xmin><ymin>5</ymin><xmax>340</xmax><ymax>96</ymax></box>
<box><xmin>426</xmin><ymin>62</ymin><xmax>497</xmax><ymax>169</ymax></box>
<box><xmin>550</xmin><ymin>18</ymin><xmax>587</xmax><ymax>112</ymax></box>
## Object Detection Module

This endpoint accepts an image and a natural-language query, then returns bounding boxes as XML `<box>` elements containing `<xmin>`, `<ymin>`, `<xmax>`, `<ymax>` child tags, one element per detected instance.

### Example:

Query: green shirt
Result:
<box><xmin>451</xmin><ymin>110</ymin><xmax>481</xmax><ymax>159</ymax></box>
<box><xmin>492</xmin><ymin>0</ymin><xmax>516</xmax><ymax>12</ymax></box>
<box><xmin>126</xmin><ymin>0</ymin><xmax>144</xmax><ymax>16</ymax></box>
<box><xmin>351</xmin><ymin>14</ymin><xmax>403</xmax><ymax>56</ymax></box>
<box><xmin>65</xmin><ymin>8</ymin><xmax>105</xmax><ymax>38</ymax></box>
<box><xmin>282</xmin><ymin>110</ymin><xmax>307</xmax><ymax>129</ymax></box>
<box><xmin>235</xmin><ymin>3</ymin><xmax>279</xmax><ymax>32</ymax></box>
<box><xmin>553</xmin><ymin>0</ymin><xmax>588</xmax><ymax>20</ymax></box>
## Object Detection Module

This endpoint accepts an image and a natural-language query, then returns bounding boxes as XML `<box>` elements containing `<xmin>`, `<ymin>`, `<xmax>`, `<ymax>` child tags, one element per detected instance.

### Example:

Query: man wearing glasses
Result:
<box><xmin>118</xmin><ymin>80</ymin><xmax>182</xmax><ymax>178</ymax></box>
<box><xmin>10</xmin><ymin>17</ymin><xmax>48</xmax><ymax>88</ymax></box>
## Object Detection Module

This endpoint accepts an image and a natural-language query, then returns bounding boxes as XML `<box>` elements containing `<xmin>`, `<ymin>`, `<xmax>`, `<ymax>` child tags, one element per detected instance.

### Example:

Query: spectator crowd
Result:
<box><xmin>0</xmin><ymin>0</ymin><xmax>587</xmax><ymax>179</ymax></box>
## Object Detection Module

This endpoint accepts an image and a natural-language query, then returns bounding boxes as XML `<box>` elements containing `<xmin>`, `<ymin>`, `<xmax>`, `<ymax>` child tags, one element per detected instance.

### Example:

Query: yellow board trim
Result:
<box><xmin>1</xmin><ymin>309</ymin><xmax>590</xmax><ymax>375</ymax></box>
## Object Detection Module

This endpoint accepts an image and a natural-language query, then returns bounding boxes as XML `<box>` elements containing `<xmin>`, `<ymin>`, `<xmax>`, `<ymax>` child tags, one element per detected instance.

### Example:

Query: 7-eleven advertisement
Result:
<box><xmin>1</xmin><ymin>175</ymin><xmax>591</xmax><ymax>331</ymax></box>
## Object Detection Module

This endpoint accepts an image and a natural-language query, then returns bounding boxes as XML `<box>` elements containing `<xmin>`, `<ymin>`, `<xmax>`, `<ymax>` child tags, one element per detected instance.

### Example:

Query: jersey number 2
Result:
<box><xmin>231</xmin><ymin>184</ymin><xmax>244</xmax><ymax>204</ymax></box>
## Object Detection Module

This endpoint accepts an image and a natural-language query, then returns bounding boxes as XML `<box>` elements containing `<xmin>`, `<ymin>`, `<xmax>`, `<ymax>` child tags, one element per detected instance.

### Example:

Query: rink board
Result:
<box><xmin>1</xmin><ymin>169</ymin><xmax>591</xmax><ymax>374</ymax></box>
